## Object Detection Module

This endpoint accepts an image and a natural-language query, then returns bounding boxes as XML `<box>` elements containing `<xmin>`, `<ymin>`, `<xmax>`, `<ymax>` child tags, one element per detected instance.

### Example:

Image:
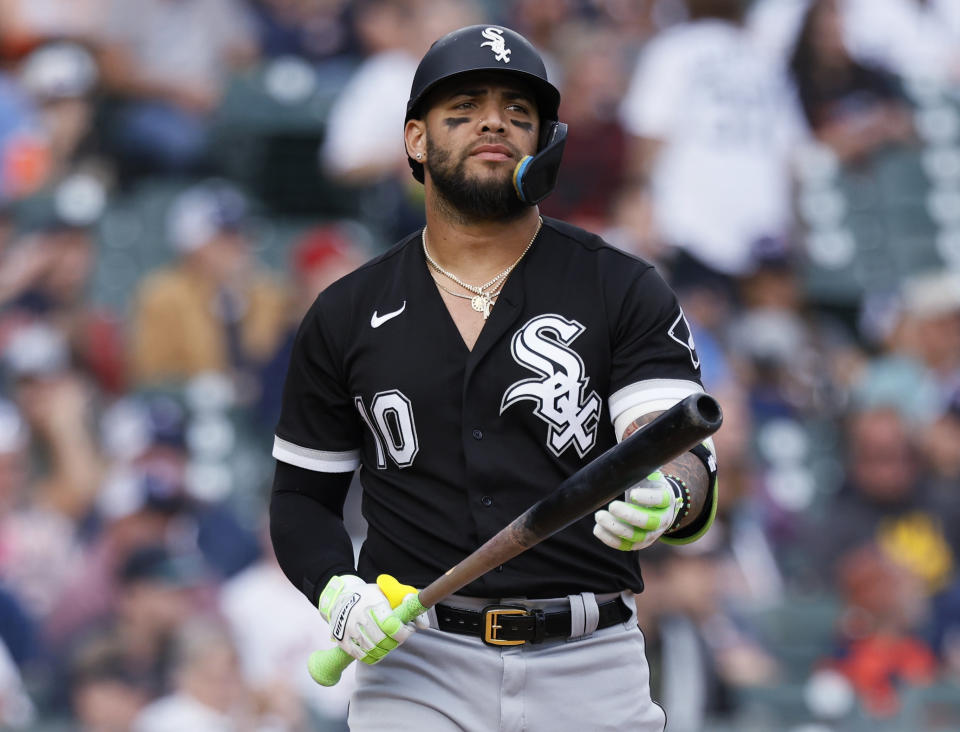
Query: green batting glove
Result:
<box><xmin>593</xmin><ymin>471</ymin><xmax>684</xmax><ymax>551</ymax></box>
<box><xmin>318</xmin><ymin>574</ymin><xmax>421</xmax><ymax>665</ymax></box>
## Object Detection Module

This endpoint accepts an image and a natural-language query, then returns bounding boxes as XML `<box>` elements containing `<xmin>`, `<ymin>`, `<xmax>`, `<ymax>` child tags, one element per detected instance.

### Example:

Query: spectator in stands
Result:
<box><xmin>503</xmin><ymin>0</ymin><xmax>569</xmax><ymax>79</ymax></box>
<box><xmin>257</xmin><ymin>222</ymin><xmax>366</xmax><ymax>431</ymax></box>
<box><xmin>868</xmin><ymin>272</ymin><xmax>960</xmax><ymax>509</ymax></box>
<box><xmin>66</xmin><ymin>632</ymin><xmax>151</xmax><ymax>732</ymax></box>
<box><xmin>825</xmin><ymin>542</ymin><xmax>937</xmax><ymax>718</ymax></box>
<box><xmin>602</xmin><ymin>179</ymin><xmax>669</xmax><ymax>267</ymax></box>
<box><xmin>728</xmin><ymin>236</ymin><xmax>862</xmax><ymax>421</ymax></box>
<box><xmin>0</xmin><ymin>397</ymin><xmax>29</xmax><ymax>518</ymax></box>
<box><xmin>318</xmin><ymin>0</ymin><xmax>421</xmax><ymax>186</ymax></box>
<box><xmin>0</xmin><ymin>226</ymin><xmax>52</xmax><ymax>309</ymax></box>
<box><xmin>0</xmin><ymin>412</ymin><xmax>41</xmax><ymax>716</ymax></box>
<box><xmin>318</xmin><ymin>0</ymin><xmax>477</xmax><ymax>241</ymax></box>
<box><xmin>0</xmin><ymin>72</ymin><xmax>50</xmax><ymax>201</ymax></box>
<box><xmin>129</xmin><ymin>180</ymin><xmax>288</xmax><ymax>392</ymax></box>
<box><xmin>17</xmin><ymin>42</ymin><xmax>101</xmax><ymax>183</ymax></box>
<box><xmin>0</xmin><ymin>326</ymin><xmax>105</xmax><ymax>645</ymax></box>
<box><xmin>247</xmin><ymin>0</ymin><xmax>354</xmax><ymax>63</ymax></box>
<box><xmin>538</xmin><ymin>25</ymin><xmax>631</xmax><ymax>231</ymax></box>
<box><xmin>44</xmin><ymin>390</ymin><xmax>260</xmax><ymax>648</ymax></box>
<box><xmin>133</xmin><ymin>616</ymin><xmax>296</xmax><ymax>731</ymax></box>
<box><xmin>1</xmin><ymin>180</ymin><xmax>124</xmax><ymax>395</ymax></box>
<box><xmin>638</xmin><ymin>544</ymin><xmax>781</xmax><ymax>732</ymax></box>
<box><xmin>63</xmin><ymin>545</ymin><xmax>210</xmax><ymax>708</ymax></box>
<box><xmin>807</xmin><ymin>404</ymin><xmax>960</xmax><ymax>597</ymax></box>
<box><xmin>0</xmin><ymin>399</ymin><xmax>35</xmax><ymax>601</ymax></box>
<box><xmin>618</xmin><ymin>0</ymin><xmax>806</xmax><ymax>283</ymax></box>
<box><xmin>0</xmin><ymin>402</ymin><xmax>41</xmax><ymax>682</ymax></box>
<box><xmin>788</xmin><ymin>0</ymin><xmax>915</xmax><ymax>163</ymax></box>
<box><xmin>890</xmin><ymin>269</ymin><xmax>960</xmax><ymax>386</ymax></box>
<box><xmin>0</xmin><ymin>0</ymin><xmax>109</xmax><ymax>61</ymax></box>
<box><xmin>42</xmin><ymin>472</ymin><xmax>189</xmax><ymax>654</ymax></box>
<box><xmin>841</xmin><ymin>0</ymin><xmax>960</xmax><ymax>88</ymax></box>
<box><xmin>2</xmin><ymin>322</ymin><xmax>104</xmax><ymax>524</ymax></box>
<box><xmin>320</xmin><ymin>0</ymin><xmax>477</xmax><ymax>186</ymax></box>
<box><xmin>98</xmin><ymin>0</ymin><xmax>259</xmax><ymax>179</ymax></box>
<box><xmin>219</xmin><ymin>520</ymin><xmax>353</xmax><ymax>730</ymax></box>
<box><xmin>747</xmin><ymin>0</ymin><xmax>814</xmax><ymax>71</ymax></box>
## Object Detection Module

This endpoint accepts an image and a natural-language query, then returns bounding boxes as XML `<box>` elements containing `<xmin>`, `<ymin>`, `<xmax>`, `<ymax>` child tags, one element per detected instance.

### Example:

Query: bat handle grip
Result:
<box><xmin>307</xmin><ymin>646</ymin><xmax>354</xmax><ymax>687</ymax></box>
<box><xmin>307</xmin><ymin>593</ymin><xmax>428</xmax><ymax>687</ymax></box>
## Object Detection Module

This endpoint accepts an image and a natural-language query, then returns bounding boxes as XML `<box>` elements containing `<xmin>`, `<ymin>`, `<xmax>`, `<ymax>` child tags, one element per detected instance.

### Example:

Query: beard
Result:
<box><xmin>425</xmin><ymin>136</ymin><xmax>529</xmax><ymax>222</ymax></box>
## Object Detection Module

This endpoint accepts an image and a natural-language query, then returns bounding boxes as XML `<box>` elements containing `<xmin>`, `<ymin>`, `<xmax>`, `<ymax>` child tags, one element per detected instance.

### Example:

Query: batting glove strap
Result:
<box><xmin>317</xmin><ymin>574</ymin><xmax>418</xmax><ymax>665</ymax></box>
<box><xmin>662</xmin><ymin>475</ymin><xmax>691</xmax><ymax>534</ymax></box>
<box><xmin>661</xmin><ymin>440</ymin><xmax>719</xmax><ymax>545</ymax></box>
<box><xmin>592</xmin><ymin>471</ymin><xmax>683</xmax><ymax>551</ymax></box>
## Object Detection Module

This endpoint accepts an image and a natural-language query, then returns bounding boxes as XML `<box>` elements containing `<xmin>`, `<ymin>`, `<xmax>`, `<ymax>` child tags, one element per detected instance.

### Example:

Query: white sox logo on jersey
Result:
<box><xmin>501</xmin><ymin>314</ymin><xmax>601</xmax><ymax>457</ymax></box>
<box><xmin>480</xmin><ymin>28</ymin><xmax>511</xmax><ymax>63</ymax></box>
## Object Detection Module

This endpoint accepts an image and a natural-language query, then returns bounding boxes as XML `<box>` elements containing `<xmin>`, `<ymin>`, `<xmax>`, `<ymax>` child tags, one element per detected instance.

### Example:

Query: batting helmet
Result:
<box><xmin>404</xmin><ymin>24</ymin><xmax>563</xmax><ymax>195</ymax></box>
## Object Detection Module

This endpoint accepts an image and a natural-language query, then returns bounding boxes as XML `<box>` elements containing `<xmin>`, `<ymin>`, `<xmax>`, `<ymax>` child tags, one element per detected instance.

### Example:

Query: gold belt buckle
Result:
<box><xmin>482</xmin><ymin>605</ymin><xmax>528</xmax><ymax>646</ymax></box>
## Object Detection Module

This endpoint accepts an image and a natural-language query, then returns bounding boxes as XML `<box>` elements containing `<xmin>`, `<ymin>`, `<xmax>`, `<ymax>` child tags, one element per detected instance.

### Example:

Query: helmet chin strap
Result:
<box><xmin>512</xmin><ymin>122</ymin><xmax>567</xmax><ymax>205</ymax></box>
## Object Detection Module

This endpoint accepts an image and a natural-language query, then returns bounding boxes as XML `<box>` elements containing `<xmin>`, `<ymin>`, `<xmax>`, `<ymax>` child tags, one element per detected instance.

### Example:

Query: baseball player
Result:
<box><xmin>270</xmin><ymin>24</ymin><xmax>719</xmax><ymax>732</ymax></box>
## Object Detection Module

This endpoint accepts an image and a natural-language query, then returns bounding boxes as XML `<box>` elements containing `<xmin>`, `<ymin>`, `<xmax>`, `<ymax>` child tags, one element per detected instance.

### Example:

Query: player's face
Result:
<box><xmin>422</xmin><ymin>74</ymin><xmax>540</xmax><ymax>220</ymax></box>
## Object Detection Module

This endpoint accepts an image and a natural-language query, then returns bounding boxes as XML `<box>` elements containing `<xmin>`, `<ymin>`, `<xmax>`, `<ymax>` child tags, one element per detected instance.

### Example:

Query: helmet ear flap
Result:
<box><xmin>513</xmin><ymin>122</ymin><xmax>567</xmax><ymax>205</ymax></box>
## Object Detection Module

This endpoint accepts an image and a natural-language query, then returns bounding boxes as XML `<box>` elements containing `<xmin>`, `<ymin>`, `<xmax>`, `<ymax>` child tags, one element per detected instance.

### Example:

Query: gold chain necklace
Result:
<box><xmin>422</xmin><ymin>217</ymin><xmax>542</xmax><ymax>319</ymax></box>
<box><xmin>431</xmin><ymin>275</ymin><xmax>506</xmax><ymax>317</ymax></box>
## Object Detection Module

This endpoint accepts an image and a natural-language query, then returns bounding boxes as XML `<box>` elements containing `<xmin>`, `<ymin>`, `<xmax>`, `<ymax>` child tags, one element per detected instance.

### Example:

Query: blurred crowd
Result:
<box><xmin>0</xmin><ymin>0</ymin><xmax>959</xmax><ymax>730</ymax></box>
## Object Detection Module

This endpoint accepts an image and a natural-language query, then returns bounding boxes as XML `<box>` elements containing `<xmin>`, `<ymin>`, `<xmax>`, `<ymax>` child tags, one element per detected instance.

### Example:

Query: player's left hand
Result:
<box><xmin>593</xmin><ymin>471</ymin><xmax>683</xmax><ymax>551</ymax></box>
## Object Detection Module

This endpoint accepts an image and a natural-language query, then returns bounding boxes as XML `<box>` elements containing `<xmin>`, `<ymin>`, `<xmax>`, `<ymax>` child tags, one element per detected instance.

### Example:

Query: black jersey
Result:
<box><xmin>273</xmin><ymin>218</ymin><xmax>703</xmax><ymax>598</ymax></box>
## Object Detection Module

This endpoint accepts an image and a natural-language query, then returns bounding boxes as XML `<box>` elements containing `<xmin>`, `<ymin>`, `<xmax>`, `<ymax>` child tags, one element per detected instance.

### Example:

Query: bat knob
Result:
<box><xmin>308</xmin><ymin>647</ymin><xmax>354</xmax><ymax>686</ymax></box>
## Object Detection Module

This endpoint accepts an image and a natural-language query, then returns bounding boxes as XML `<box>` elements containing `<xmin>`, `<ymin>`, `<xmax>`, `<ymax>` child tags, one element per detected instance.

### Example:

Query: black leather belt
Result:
<box><xmin>435</xmin><ymin>597</ymin><xmax>632</xmax><ymax>646</ymax></box>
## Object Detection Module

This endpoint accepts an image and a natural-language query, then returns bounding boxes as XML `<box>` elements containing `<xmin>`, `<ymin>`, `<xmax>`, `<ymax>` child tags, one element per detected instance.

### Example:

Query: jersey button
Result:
<box><xmin>472</xmin><ymin>429</ymin><xmax>483</xmax><ymax>440</ymax></box>
<box><xmin>481</xmin><ymin>496</ymin><xmax>493</xmax><ymax>507</ymax></box>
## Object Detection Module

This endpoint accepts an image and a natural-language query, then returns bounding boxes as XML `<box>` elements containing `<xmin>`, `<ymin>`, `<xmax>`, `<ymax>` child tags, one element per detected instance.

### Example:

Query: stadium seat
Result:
<box><xmin>896</xmin><ymin>682</ymin><xmax>960</xmax><ymax>732</ymax></box>
<box><xmin>749</xmin><ymin>593</ymin><xmax>842</xmax><ymax>682</ymax></box>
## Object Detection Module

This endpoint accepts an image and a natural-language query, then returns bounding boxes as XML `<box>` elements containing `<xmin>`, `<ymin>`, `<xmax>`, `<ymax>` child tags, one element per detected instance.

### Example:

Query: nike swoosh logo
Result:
<box><xmin>371</xmin><ymin>301</ymin><xmax>406</xmax><ymax>328</ymax></box>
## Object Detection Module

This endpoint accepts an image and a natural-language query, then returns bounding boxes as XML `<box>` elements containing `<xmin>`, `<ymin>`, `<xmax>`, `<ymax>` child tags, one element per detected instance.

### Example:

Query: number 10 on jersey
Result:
<box><xmin>354</xmin><ymin>391</ymin><xmax>420</xmax><ymax>469</ymax></box>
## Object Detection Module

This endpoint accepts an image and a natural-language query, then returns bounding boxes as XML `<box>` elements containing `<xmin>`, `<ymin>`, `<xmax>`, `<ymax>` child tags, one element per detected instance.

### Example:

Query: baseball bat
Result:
<box><xmin>308</xmin><ymin>392</ymin><xmax>722</xmax><ymax>686</ymax></box>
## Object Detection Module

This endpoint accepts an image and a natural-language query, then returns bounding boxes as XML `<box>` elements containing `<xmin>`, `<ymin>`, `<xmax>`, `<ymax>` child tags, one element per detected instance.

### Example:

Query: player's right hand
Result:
<box><xmin>317</xmin><ymin>574</ymin><xmax>427</xmax><ymax>665</ymax></box>
<box><xmin>592</xmin><ymin>472</ymin><xmax>683</xmax><ymax>551</ymax></box>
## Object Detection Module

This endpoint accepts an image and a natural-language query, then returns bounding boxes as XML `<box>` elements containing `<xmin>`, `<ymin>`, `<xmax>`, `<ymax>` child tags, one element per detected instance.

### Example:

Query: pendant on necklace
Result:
<box><xmin>471</xmin><ymin>293</ymin><xmax>492</xmax><ymax>319</ymax></box>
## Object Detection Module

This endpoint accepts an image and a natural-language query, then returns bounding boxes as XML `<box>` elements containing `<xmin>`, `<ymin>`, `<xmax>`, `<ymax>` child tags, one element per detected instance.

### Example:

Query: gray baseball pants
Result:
<box><xmin>347</xmin><ymin>591</ymin><xmax>666</xmax><ymax>732</ymax></box>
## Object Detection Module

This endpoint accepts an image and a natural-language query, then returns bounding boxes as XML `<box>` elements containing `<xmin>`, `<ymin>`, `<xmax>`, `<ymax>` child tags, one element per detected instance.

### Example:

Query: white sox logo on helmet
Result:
<box><xmin>480</xmin><ymin>27</ymin><xmax>511</xmax><ymax>63</ymax></box>
<box><xmin>501</xmin><ymin>314</ymin><xmax>601</xmax><ymax>458</ymax></box>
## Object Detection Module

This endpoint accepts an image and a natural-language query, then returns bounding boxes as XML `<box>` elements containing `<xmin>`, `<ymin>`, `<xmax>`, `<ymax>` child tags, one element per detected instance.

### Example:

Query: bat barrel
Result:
<box><xmin>691</xmin><ymin>393</ymin><xmax>722</xmax><ymax>426</ymax></box>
